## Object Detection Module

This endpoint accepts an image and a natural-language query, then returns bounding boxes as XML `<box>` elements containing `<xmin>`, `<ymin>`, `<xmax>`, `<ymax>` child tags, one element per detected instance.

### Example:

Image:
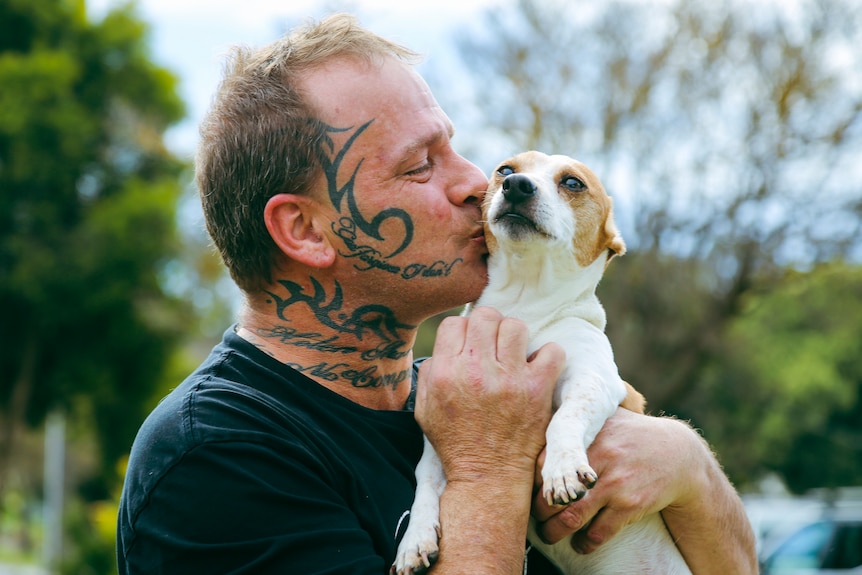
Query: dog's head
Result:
<box><xmin>483</xmin><ymin>151</ymin><xmax>625</xmax><ymax>268</ymax></box>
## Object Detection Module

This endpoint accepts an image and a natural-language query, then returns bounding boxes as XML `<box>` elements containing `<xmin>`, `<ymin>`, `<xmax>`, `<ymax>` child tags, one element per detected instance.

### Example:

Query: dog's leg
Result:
<box><xmin>541</xmin><ymin>369</ymin><xmax>623</xmax><ymax>505</ymax></box>
<box><xmin>392</xmin><ymin>436</ymin><xmax>446</xmax><ymax>575</ymax></box>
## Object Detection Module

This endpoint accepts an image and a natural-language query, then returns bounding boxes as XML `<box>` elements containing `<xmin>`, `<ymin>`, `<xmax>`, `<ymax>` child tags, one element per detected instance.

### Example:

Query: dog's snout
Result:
<box><xmin>502</xmin><ymin>174</ymin><xmax>536</xmax><ymax>204</ymax></box>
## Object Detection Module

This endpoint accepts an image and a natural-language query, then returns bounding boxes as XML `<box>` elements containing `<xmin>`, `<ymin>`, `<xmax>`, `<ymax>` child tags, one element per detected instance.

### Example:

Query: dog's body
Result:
<box><xmin>393</xmin><ymin>152</ymin><xmax>690</xmax><ymax>575</ymax></box>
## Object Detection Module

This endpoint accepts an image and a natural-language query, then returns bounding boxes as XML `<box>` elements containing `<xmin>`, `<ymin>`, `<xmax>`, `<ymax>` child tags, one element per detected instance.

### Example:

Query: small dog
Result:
<box><xmin>393</xmin><ymin>151</ymin><xmax>691</xmax><ymax>575</ymax></box>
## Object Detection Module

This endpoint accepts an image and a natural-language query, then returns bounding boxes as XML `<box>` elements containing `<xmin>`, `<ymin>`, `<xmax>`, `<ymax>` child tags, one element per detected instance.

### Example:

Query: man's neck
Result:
<box><xmin>237</xmin><ymin>290</ymin><xmax>418</xmax><ymax>411</ymax></box>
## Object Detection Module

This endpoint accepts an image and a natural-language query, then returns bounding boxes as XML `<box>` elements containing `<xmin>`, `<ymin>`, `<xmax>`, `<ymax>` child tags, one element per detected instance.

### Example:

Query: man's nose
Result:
<box><xmin>451</xmin><ymin>155</ymin><xmax>488</xmax><ymax>206</ymax></box>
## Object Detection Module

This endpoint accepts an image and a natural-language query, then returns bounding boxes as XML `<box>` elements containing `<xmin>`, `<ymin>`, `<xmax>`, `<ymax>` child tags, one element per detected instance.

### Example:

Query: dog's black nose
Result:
<box><xmin>502</xmin><ymin>174</ymin><xmax>536</xmax><ymax>204</ymax></box>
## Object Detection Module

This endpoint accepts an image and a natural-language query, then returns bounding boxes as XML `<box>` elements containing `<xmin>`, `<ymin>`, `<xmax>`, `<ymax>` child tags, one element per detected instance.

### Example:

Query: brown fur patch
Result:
<box><xmin>558</xmin><ymin>160</ymin><xmax>625</xmax><ymax>268</ymax></box>
<box><xmin>621</xmin><ymin>381</ymin><xmax>646</xmax><ymax>414</ymax></box>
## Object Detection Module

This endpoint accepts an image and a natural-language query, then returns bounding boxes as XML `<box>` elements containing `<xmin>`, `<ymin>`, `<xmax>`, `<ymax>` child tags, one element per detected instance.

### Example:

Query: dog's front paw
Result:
<box><xmin>391</xmin><ymin>522</ymin><xmax>441</xmax><ymax>575</ymax></box>
<box><xmin>541</xmin><ymin>454</ymin><xmax>598</xmax><ymax>505</ymax></box>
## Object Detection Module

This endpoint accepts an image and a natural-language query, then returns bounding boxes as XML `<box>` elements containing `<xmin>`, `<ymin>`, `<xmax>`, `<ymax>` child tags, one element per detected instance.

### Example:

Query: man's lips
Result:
<box><xmin>467</xmin><ymin>226</ymin><xmax>488</xmax><ymax>257</ymax></box>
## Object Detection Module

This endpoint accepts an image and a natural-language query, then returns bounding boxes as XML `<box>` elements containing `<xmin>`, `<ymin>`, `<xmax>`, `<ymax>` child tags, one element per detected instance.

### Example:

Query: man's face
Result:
<box><xmin>300</xmin><ymin>56</ymin><xmax>490</xmax><ymax>321</ymax></box>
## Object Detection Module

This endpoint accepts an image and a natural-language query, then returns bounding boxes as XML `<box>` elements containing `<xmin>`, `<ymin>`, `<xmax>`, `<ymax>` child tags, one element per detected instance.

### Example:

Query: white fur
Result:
<box><xmin>393</xmin><ymin>152</ymin><xmax>691</xmax><ymax>575</ymax></box>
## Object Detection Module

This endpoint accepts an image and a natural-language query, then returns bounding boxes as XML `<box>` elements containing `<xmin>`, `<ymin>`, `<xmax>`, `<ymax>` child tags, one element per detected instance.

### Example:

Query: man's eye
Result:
<box><xmin>406</xmin><ymin>161</ymin><xmax>432</xmax><ymax>176</ymax></box>
<box><xmin>497</xmin><ymin>165</ymin><xmax>514</xmax><ymax>177</ymax></box>
<box><xmin>562</xmin><ymin>176</ymin><xmax>585</xmax><ymax>191</ymax></box>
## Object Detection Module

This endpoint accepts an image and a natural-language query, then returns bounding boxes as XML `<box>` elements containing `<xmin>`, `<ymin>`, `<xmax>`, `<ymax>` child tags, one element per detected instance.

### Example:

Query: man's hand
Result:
<box><xmin>413</xmin><ymin>306</ymin><xmax>566</xmax><ymax>575</ymax></box>
<box><xmin>530</xmin><ymin>408</ymin><xmax>758</xmax><ymax>575</ymax></box>
<box><xmin>415</xmin><ymin>306</ymin><xmax>565</xmax><ymax>483</ymax></box>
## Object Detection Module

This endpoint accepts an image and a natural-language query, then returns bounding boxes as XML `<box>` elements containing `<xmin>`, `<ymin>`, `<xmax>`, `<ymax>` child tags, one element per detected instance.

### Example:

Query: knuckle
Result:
<box><xmin>438</xmin><ymin>315</ymin><xmax>466</xmax><ymax>330</ymax></box>
<box><xmin>500</xmin><ymin>316</ymin><xmax>527</xmax><ymax>331</ymax></box>
<box><xmin>556</xmin><ymin>505</ymin><xmax>587</xmax><ymax>532</ymax></box>
<box><xmin>472</xmin><ymin>305</ymin><xmax>502</xmax><ymax>320</ymax></box>
<box><xmin>614</xmin><ymin>490</ymin><xmax>647</xmax><ymax>513</ymax></box>
<box><xmin>583</xmin><ymin>526</ymin><xmax>608</xmax><ymax>548</ymax></box>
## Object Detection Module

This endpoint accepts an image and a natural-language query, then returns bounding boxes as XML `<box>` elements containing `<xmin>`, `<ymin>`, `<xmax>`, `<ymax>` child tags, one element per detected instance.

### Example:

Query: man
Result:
<box><xmin>117</xmin><ymin>13</ymin><xmax>757</xmax><ymax>574</ymax></box>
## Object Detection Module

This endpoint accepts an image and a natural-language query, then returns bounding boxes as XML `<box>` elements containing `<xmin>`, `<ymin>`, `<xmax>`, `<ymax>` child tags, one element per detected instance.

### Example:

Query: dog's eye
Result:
<box><xmin>497</xmin><ymin>165</ymin><xmax>515</xmax><ymax>177</ymax></box>
<box><xmin>562</xmin><ymin>176</ymin><xmax>585</xmax><ymax>192</ymax></box>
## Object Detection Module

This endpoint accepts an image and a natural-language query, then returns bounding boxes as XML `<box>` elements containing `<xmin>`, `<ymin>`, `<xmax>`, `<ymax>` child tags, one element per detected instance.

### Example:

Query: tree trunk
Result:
<box><xmin>0</xmin><ymin>330</ymin><xmax>38</xmax><ymax>507</ymax></box>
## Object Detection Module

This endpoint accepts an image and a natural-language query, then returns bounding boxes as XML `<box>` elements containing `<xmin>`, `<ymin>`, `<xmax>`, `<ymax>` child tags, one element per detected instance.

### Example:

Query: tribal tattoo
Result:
<box><xmin>315</xmin><ymin>121</ymin><xmax>464</xmax><ymax>280</ymax></box>
<box><xmin>317</xmin><ymin>120</ymin><xmax>413</xmax><ymax>257</ymax></box>
<box><xmin>266</xmin><ymin>278</ymin><xmax>414</xmax><ymax>342</ymax></box>
<box><xmin>264</xmin><ymin>278</ymin><xmax>412</xmax><ymax>362</ymax></box>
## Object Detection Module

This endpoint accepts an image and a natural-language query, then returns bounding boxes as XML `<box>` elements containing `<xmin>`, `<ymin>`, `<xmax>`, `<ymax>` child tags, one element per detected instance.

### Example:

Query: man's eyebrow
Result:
<box><xmin>395</xmin><ymin>124</ymin><xmax>456</xmax><ymax>164</ymax></box>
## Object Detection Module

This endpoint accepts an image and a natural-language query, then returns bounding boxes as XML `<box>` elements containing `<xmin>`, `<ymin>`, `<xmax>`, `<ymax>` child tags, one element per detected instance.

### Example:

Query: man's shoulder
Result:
<box><xmin>133</xmin><ymin>340</ymin><xmax>305</xmax><ymax>451</ymax></box>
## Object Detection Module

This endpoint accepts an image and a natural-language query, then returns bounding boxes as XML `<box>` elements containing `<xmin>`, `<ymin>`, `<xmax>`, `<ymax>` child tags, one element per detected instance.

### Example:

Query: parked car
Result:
<box><xmin>760</xmin><ymin>516</ymin><xmax>862</xmax><ymax>574</ymax></box>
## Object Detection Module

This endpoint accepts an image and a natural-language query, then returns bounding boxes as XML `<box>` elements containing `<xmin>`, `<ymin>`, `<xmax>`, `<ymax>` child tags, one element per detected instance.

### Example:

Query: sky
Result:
<box><xmin>87</xmin><ymin>0</ymin><xmax>500</xmax><ymax>159</ymax></box>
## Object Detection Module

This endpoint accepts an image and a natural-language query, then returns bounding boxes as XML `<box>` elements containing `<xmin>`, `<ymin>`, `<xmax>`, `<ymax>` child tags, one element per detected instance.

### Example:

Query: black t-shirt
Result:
<box><xmin>117</xmin><ymin>326</ymin><xmax>561</xmax><ymax>574</ymax></box>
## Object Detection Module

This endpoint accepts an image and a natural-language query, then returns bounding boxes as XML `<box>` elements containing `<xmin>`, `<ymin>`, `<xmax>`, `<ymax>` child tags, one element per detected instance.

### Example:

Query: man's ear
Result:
<box><xmin>264</xmin><ymin>194</ymin><xmax>336</xmax><ymax>269</ymax></box>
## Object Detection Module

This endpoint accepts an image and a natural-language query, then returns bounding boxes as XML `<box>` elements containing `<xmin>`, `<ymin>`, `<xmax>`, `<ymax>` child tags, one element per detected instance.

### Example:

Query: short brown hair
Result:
<box><xmin>195</xmin><ymin>13</ymin><xmax>419</xmax><ymax>293</ymax></box>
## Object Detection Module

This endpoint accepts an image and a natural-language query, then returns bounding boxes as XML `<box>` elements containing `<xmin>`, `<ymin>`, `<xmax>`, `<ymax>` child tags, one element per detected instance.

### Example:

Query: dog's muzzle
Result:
<box><xmin>493</xmin><ymin>174</ymin><xmax>551</xmax><ymax>239</ymax></box>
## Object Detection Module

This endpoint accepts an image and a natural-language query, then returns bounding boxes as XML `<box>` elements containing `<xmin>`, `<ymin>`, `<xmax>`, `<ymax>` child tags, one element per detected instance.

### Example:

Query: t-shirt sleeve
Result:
<box><xmin>120</xmin><ymin>438</ymin><xmax>389</xmax><ymax>575</ymax></box>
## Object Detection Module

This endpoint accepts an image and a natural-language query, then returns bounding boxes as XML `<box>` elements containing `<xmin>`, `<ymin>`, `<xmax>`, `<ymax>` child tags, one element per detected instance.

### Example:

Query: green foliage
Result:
<box><xmin>414</xmin><ymin>308</ymin><xmax>464</xmax><ymax>359</ymax></box>
<box><xmin>703</xmin><ymin>263</ymin><xmax>862</xmax><ymax>492</ymax></box>
<box><xmin>600</xmin><ymin>251</ymin><xmax>722</xmax><ymax>411</ymax></box>
<box><xmin>60</xmin><ymin>497</ymin><xmax>118</xmax><ymax>575</ymax></box>
<box><xmin>0</xmin><ymin>0</ymin><xmax>188</xmax><ymax>497</ymax></box>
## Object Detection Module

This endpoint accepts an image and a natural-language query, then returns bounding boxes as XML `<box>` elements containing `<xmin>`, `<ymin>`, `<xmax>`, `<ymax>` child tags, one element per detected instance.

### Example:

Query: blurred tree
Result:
<box><xmin>0</xmin><ymin>0</ymin><xmax>188</xmax><ymax>501</ymax></box>
<box><xmin>447</xmin><ymin>0</ymin><xmax>862</xmax><ymax>409</ymax></box>
<box><xmin>440</xmin><ymin>0</ymin><xmax>862</xmax><ymax>491</ymax></box>
<box><xmin>700</xmin><ymin>262</ymin><xmax>862</xmax><ymax>492</ymax></box>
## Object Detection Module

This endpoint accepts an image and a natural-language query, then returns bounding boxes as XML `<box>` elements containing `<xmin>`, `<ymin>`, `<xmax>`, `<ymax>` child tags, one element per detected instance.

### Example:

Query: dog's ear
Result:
<box><xmin>603</xmin><ymin>198</ymin><xmax>626</xmax><ymax>264</ymax></box>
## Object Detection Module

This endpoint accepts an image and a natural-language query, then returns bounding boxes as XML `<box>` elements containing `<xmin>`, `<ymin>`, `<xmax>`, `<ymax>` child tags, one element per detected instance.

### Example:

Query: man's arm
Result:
<box><xmin>659</xmin><ymin>420</ymin><xmax>757</xmax><ymax>575</ymax></box>
<box><xmin>415</xmin><ymin>306</ymin><xmax>565</xmax><ymax>574</ymax></box>
<box><xmin>532</xmin><ymin>409</ymin><xmax>758</xmax><ymax>574</ymax></box>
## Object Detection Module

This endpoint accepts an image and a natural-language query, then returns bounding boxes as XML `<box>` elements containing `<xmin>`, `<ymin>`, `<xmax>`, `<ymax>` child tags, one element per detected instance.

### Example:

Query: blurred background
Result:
<box><xmin>1</xmin><ymin>0</ymin><xmax>860</xmax><ymax>572</ymax></box>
